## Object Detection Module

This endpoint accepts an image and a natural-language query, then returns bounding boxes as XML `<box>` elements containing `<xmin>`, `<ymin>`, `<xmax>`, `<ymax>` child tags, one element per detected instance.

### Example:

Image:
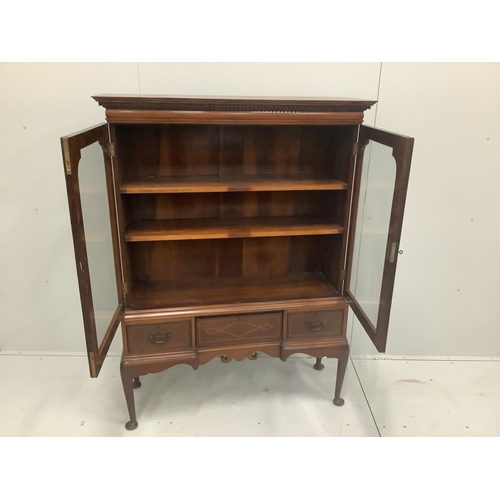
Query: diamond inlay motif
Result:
<box><xmin>204</xmin><ymin>319</ymin><xmax>275</xmax><ymax>338</ymax></box>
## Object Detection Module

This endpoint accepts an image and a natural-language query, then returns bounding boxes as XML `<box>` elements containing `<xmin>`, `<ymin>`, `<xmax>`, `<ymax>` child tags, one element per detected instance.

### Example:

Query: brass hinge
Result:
<box><xmin>106</xmin><ymin>143</ymin><xmax>115</xmax><ymax>157</ymax></box>
<box><xmin>340</xmin><ymin>269</ymin><xmax>346</xmax><ymax>281</ymax></box>
<box><xmin>123</xmin><ymin>282</ymin><xmax>129</xmax><ymax>296</ymax></box>
<box><xmin>62</xmin><ymin>138</ymin><xmax>72</xmax><ymax>175</ymax></box>
<box><xmin>353</xmin><ymin>142</ymin><xmax>360</xmax><ymax>156</ymax></box>
<box><xmin>89</xmin><ymin>352</ymin><xmax>97</xmax><ymax>378</ymax></box>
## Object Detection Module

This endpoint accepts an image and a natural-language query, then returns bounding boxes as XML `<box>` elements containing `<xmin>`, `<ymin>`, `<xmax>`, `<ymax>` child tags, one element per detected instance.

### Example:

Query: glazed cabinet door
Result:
<box><xmin>345</xmin><ymin>125</ymin><xmax>414</xmax><ymax>352</ymax></box>
<box><xmin>61</xmin><ymin>124</ymin><xmax>124</xmax><ymax>377</ymax></box>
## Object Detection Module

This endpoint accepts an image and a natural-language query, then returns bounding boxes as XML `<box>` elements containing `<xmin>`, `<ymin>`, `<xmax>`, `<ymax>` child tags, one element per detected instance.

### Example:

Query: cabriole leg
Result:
<box><xmin>120</xmin><ymin>361</ymin><xmax>138</xmax><ymax>430</ymax></box>
<box><xmin>313</xmin><ymin>357</ymin><xmax>324</xmax><ymax>370</ymax></box>
<box><xmin>333</xmin><ymin>345</ymin><xmax>349</xmax><ymax>406</ymax></box>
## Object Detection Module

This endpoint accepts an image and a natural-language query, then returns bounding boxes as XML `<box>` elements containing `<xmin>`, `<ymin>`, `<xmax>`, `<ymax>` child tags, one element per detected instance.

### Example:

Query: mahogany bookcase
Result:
<box><xmin>61</xmin><ymin>95</ymin><xmax>413</xmax><ymax>430</ymax></box>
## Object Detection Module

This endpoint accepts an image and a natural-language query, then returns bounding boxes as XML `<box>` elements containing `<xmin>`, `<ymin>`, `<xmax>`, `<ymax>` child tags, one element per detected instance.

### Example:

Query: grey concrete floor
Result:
<box><xmin>0</xmin><ymin>352</ymin><xmax>499</xmax><ymax>437</ymax></box>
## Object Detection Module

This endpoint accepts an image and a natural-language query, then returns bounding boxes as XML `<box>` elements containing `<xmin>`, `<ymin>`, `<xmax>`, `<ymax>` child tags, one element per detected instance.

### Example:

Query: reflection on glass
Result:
<box><xmin>350</xmin><ymin>140</ymin><xmax>396</xmax><ymax>327</ymax></box>
<box><xmin>79</xmin><ymin>143</ymin><xmax>118</xmax><ymax>346</ymax></box>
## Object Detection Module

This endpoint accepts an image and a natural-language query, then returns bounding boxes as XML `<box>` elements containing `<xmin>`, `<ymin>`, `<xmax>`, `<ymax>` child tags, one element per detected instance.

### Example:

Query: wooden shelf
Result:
<box><xmin>121</xmin><ymin>175</ymin><xmax>348</xmax><ymax>194</ymax></box>
<box><xmin>125</xmin><ymin>217</ymin><xmax>343</xmax><ymax>242</ymax></box>
<box><xmin>129</xmin><ymin>273</ymin><xmax>339</xmax><ymax>309</ymax></box>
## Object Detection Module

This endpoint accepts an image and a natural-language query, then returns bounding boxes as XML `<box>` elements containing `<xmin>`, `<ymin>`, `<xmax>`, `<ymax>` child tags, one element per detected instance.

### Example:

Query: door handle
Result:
<box><xmin>149</xmin><ymin>332</ymin><xmax>172</xmax><ymax>344</ymax></box>
<box><xmin>306</xmin><ymin>319</ymin><xmax>326</xmax><ymax>331</ymax></box>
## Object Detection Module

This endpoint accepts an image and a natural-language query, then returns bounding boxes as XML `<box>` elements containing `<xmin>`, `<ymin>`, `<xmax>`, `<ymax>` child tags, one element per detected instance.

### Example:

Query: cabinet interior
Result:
<box><xmin>114</xmin><ymin>123</ymin><xmax>355</xmax><ymax>309</ymax></box>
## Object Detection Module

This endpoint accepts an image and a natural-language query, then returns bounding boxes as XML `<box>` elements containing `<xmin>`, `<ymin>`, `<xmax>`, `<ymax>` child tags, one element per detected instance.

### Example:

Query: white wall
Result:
<box><xmin>1</xmin><ymin>62</ymin><xmax>499</xmax><ymax>356</ymax></box>
<box><xmin>350</xmin><ymin>63</ymin><xmax>500</xmax><ymax>357</ymax></box>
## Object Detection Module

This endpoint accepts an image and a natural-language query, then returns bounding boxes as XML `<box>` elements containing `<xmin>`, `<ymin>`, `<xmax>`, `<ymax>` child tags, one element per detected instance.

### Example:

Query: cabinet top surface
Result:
<box><xmin>92</xmin><ymin>94</ymin><xmax>376</xmax><ymax>113</ymax></box>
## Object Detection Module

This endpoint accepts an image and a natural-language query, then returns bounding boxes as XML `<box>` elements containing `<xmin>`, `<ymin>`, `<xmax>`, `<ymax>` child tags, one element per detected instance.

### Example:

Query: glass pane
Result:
<box><xmin>349</xmin><ymin>140</ymin><xmax>396</xmax><ymax>327</ymax></box>
<box><xmin>79</xmin><ymin>142</ymin><xmax>118</xmax><ymax>345</ymax></box>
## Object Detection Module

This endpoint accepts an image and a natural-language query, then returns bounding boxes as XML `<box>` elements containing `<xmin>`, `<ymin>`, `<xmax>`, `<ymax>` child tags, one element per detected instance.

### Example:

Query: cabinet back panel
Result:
<box><xmin>122</xmin><ymin>191</ymin><xmax>346</xmax><ymax>225</ymax></box>
<box><xmin>242</xmin><ymin>236</ymin><xmax>321</xmax><ymax>276</ymax></box>
<box><xmin>219</xmin><ymin>191</ymin><xmax>335</xmax><ymax>219</ymax></box>
<box><xmin>219</xmin><ymin>125</ymin><xmax>352</xmax><ymax>180</ymax></box>
<box><xmin>117</xmin><ymin>125</ymin><xmax>219</xmax><ymax>178</ymax></box>
<box><xmin>129</xmin><ymin>240</ymin><xmax>220</xmax><ymax>282</ymax></box>
<box><xmin>123</xmin><ymin>193</ymin><xmax>219</xmax><ymax>221</ymax></box>
<box><xmin>122</xmin><ymin>191</ymin><xmax>344</xmax><ymax>223</ymax></box>
<box><xmin>116</xmin><ymin>124</ymin><xmax>355</xmax><ymax>181</ymax></box>
<box><xmin>224</xmin><ymin>235</ymin><xmax>343</xmax><ymax>281</ymax></box>
<box><xmin>218</xmin><ymin>236</ymin><xmax>322</xmax><ymax>277</ymax></box>
<box><xmin>129</xmin><ymin>235</ymin><xmax>343</xmax><ymax>284</ymax></box>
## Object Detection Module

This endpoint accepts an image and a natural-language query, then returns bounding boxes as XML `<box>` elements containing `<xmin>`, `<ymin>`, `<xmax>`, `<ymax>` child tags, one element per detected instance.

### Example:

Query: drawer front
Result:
<box><xmin>286</xmin><ymin>309</ymin><xmax>344</xmax><ymax>340</ymax></box>
<box><xmin>127</xmin><ymin>320</ymin><xmax>192</xmax><ymax>354</ymax></box>
<box><xmin>196</xmin><ymin>312</ymin><xmax>282</xmax><ymax>346</ymax></box>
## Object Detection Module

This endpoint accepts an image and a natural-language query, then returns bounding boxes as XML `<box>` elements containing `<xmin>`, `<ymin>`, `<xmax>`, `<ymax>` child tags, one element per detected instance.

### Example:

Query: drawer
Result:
<box><xmin>286</xmin><ymin>309</ymin><xmax>344</xmax><ymax>340</ymax></box>
<box><xmin>126</xmin><ymin>320</ymin><xmax>192</xmax><ymax>354</ymax></box>
<box><xmin>196</xmin><ymin>312</ymin><xmax>282</xmax><ymax>346</ymax></box>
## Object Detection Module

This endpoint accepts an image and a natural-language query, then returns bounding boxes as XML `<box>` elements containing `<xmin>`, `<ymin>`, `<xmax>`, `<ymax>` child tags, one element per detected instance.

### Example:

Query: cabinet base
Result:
<box><xmin>120</xmin><ymin>340</ymin><xmax>349</xmax><ymax>429</ymax></box>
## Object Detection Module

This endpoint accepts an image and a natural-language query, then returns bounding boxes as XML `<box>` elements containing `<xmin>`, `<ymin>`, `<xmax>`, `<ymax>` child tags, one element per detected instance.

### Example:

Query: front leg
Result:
<box><xmin>120</xmin><ymin>361</ymin><xmax>138</xmax><ymax>430</ymax></box>
<box><xmin>333</xmin><ymin>344</ymin><xmax>349</xmax><ymax>406</ymax></box>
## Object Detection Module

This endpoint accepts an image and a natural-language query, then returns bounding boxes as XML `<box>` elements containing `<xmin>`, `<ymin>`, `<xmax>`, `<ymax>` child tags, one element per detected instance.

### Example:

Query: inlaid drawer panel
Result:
<box><xmin>286</xmin><ymin>309</ymin><xmax>344</xmax><ymax>340</ymax></box>
<box><xmin>196</xmin><ymin>312</ymin><xmax>282</xmax><ymax>346</ymax></box>
<box><xmin>126</xmin><ymin>320</ymin><xmax>192</xmax><ymax>354</ymax></box>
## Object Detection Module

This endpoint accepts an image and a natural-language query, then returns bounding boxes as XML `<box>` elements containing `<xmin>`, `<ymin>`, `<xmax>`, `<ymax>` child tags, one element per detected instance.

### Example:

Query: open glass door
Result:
<box><xmin>61</xmin><ymin>124</ymin><xmax>123</xmax><ymax>377</ymax></box>
<box><xmin>345</xmin><ymin>125</ymin><xmax>414</xmax><ymax>352</ymax></box>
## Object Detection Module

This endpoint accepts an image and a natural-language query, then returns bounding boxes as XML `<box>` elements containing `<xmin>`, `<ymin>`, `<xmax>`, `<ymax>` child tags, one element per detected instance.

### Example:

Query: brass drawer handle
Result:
<box><xmin>149</xmin><ymin>331</ymin><xmax>172</xmax><ymax>344</ymax></box>
<box><xmin>306</xmin><ymin>319</ymin><xmax>326</xmax><ymax>331</ymax></box>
